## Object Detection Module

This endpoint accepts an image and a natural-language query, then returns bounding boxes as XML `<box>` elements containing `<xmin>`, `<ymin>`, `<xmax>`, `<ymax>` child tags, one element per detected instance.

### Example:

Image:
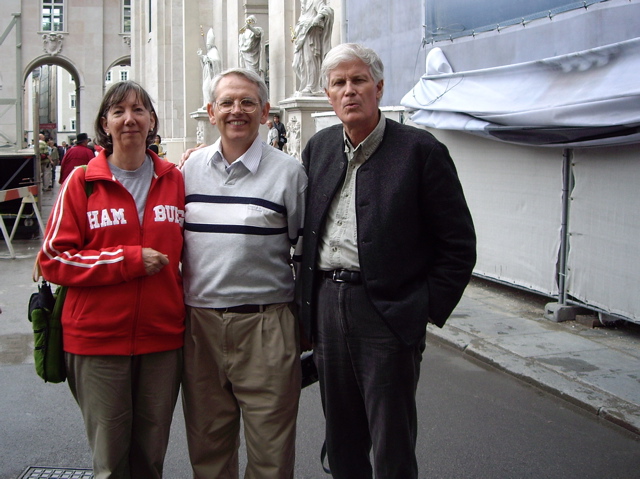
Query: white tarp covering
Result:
<box><xmin>424</xmin><ymin>129</ymin><xmax>562</xmax><ymax>296</ymax></box>
<box><xmin>402</xmin><ymin>38</ymin><xmax>640</xmax><ymax>147</ymax></box>
<box><xmin>567</xmin><ymin>146</ymin><xmax>640</xmax><ymax>321</ymax></box>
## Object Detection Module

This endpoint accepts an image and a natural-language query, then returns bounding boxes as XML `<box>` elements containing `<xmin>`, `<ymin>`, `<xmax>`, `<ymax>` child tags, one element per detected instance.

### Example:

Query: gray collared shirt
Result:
<box><xmin>317</xmin><ymin>112</ymin><xmax>386</xmax><ymax>271</ymax></box>
<box><xmin>208</xmin><ymin>135</ymin><xmax>264</xmax><ymax>179</ymax></box>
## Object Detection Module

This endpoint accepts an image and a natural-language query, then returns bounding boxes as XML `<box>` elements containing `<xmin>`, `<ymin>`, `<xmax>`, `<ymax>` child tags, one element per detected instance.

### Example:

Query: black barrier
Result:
<box><xmin>0</xmin><ymin>151</ymin><xmax>38</xmax><ymax>238</ymax></box>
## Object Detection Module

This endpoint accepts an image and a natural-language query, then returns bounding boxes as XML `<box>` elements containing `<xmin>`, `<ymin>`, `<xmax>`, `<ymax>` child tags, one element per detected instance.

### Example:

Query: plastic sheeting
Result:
<box><xmin>424</xmin><ymin>128</ymin><xmax>562</xmax><ymax>296</ymax></box>
<box><xmin>567</xmin><ymin>146</ymin><xmax>640</xmax><ymax>322</ymax></box>
<box><xmin>402</xmin><ymin>38</ymin><xmax>640</xmax><ymax>147</ymax></box>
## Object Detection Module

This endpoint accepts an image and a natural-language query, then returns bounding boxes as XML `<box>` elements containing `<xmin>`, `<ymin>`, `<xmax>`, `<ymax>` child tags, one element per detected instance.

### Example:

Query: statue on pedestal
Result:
<box><xmin>292</xmin><ymin>0</ymin><xmax>334</xmax><ymax>96</ymax></box>
<box><xmin>198</xmin><ymin>27</ymin><xmax>222</xmax><ymax>108</ymax></box>
<box><xmin>239</xmin><ymin>15</ymin><xmax>263</xmax><ymax>75</ymax></box>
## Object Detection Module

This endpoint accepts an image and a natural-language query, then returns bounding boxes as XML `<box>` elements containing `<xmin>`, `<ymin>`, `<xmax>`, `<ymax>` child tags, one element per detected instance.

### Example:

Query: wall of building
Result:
<box><xmin>346</xmin><ymin>0</ymin><xmax>427</xmax><ymax>106</ymax></box>
<box><xmin>1</xmin><ymin>0</ymin><xmax>131</xmax><ymax>149</ymax></box>
<box><xmin>0</xmin><ymin>1</ymin><xmax>23</xmax><ymax>147</ymax></box>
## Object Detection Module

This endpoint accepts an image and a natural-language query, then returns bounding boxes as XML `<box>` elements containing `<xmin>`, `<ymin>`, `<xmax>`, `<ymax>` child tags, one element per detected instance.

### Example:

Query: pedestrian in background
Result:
<box><xmin>267</xmin><ymin>119</ymin><xmax>279</xmax><ymax>148</ymax></box>
<box><xmin>58</xmin><ymin>133</ymin><xmax>94</xmax><ymax>184</ymax></box>
<box><xmin>153</xmin><ymin>135</ymin><xmax>166</xmax><ymax>158</ymax></box>
<box><xmin>47</xmin><ymin>139</ymin><xmax>59</xmax><ymax>188</ymax></box>
<box><xmin>273</xmin><ymin>113</ymin><xmax>287</xmax><ymax>150</ymax></box>
<box><xmin>38</xmin><ymin>133</ymin><xmax>52</xmax><ymax>191</ymax></box>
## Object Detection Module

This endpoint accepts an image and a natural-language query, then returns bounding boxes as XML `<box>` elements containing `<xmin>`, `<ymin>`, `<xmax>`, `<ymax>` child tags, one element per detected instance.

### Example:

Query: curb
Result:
<box><xmin>428</xmin><ymin>325</ymin><xmax>640</xmax><ymax>437</ymax></box>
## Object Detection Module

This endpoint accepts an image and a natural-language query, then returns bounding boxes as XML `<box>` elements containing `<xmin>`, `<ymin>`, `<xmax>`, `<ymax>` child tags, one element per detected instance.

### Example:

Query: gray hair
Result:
<box><xmin>320</xmin><ymin>43</ymin><xmax>385</xmax><ymax>90</ymax></box>
<box><xmin>209</xmin><ymin>68</ymin><xmax>269</xmax><ymax>106</ymax></box>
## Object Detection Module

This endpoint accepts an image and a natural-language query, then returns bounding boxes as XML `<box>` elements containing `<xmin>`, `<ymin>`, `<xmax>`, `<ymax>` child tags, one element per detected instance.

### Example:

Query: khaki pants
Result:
<box><xmin>66</xmin><ymin>349</ymin><xmax>182</xmax><ymax>479</ymax></box>
<box><xmin>182</xmin><ymin>304</ymin><xmax>301</xmax><ymax>479</ymax></box>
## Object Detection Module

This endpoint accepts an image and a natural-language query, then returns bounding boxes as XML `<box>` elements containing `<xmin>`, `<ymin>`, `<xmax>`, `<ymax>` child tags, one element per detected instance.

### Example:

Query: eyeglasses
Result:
<box><xmin>215</xmin><ymin>98</ymin><xmax>260</xmax><ymax>114</ymax></box>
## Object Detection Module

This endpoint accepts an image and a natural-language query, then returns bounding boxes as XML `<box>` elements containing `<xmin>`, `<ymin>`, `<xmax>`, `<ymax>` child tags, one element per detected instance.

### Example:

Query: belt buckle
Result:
<box><xmin>332</xmin><ymin>270</ymin><xmax>346</xmax><ymax>283</ymax></box>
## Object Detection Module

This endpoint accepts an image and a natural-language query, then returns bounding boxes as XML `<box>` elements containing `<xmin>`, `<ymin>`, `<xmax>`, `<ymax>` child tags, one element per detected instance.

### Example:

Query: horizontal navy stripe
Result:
<box><xmin>185</xmin><ymin>222</ymin><xmax>288</xmax><ymax>236</ymax></box>
<box><xmin>186</xmin><ymin>194</ymin><xmax>286</xmax><ymax>215</ymax></box>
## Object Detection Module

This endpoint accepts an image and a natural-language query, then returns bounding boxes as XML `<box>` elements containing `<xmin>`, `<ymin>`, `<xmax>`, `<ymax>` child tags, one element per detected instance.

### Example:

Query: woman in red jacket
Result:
<box><xmin>40</xmin><ymin>81</ymin><xmax>185</xmax><ymax>478</ymax></box>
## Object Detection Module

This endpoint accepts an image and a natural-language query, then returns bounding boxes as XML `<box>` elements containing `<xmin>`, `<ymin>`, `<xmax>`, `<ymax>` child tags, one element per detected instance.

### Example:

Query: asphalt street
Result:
<box><xmin>2</xmin><ymin>338</ymin><xmax>639</xmax><ymax>478</ymax></box>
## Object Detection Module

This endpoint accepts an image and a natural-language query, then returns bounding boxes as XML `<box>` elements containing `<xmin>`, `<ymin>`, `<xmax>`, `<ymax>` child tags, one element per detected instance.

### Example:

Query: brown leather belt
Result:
<box><xmin>321</xmin><ymin>269</ymin><xmax>362</xmax><ymax>283</ymax></box>
<box><xmin>214</xmin><ymin>304</ymin><xmax>273</xmax><ymax>314</ymax></box>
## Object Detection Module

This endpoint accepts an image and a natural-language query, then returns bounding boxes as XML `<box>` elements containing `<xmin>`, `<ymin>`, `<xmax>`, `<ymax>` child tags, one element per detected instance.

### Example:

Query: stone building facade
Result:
<box><xmin>131</xmin><ymin>0</ymin><xmax>345</xmax><ymax>161</ymax></box>
<box><xmin>1</xmin><ymin>0</ymin><xmax>131</xmax><ymax>149</ymax></box>
<box><xmin>3</xmin><ymin>0</ymin><xmax>425</xmax><ymax>160</ymax></box>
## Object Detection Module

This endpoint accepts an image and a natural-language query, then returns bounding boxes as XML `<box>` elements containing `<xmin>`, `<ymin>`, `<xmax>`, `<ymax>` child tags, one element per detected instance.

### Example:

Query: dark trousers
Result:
<box><xmin>314</xmin><ymin>277</ymin><xmax>425</xmax><ymax>479</ymax></box>
<box><xmin>66</xmin><ymin>350</ymin><xmax>182</xmax><ymax>479</ymax></box>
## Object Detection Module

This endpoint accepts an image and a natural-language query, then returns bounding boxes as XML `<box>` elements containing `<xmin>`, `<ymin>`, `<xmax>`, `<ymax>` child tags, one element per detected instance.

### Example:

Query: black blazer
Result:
<box><xmin>299</xmin><ymin>118</ymin><xmax>476</xmax><ymax>346</ymax></box>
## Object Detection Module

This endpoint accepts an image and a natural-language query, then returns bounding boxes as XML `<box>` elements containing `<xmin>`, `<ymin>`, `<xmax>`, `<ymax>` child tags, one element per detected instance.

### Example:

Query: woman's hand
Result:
<box><xmin>179</xmin><ymin>144</ymin><xmax>207</xmax><ymax>169</ymax></box>
<box><xmin>142</xmin><ymin>247</ymin><xmax>169</xmax><ymax>276</ymax></box>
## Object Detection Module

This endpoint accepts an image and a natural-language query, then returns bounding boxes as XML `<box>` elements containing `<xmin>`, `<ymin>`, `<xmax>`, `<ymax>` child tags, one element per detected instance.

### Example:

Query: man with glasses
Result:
<box><xmin>180</xmin><ymin>68</ymin><xmax>307</xmax><ymax>479</ymax></box>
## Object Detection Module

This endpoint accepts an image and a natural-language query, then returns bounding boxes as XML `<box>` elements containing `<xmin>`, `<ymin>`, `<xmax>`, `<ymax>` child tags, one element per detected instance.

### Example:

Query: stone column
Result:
<box><xmin>189</xmin><ymin>108</ymin><xmax>220</xmax><ymax>147</ymax></box>
<box><xmin>184</xmin><ymin>2</ymin><xmax>217</xmax><ymax>152</ymax></box>
<box><xmin>268</xmin><ymin>0</ymin><xmax>298</xmax><ymax>106</ymax></box>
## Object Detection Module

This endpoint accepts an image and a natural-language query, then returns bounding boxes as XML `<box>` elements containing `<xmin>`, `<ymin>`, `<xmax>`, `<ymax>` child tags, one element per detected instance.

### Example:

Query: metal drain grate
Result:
<box><xmin>19</xmin><ymin>467</ymin><xmax>93</xmax><ymax>479</ymax></box>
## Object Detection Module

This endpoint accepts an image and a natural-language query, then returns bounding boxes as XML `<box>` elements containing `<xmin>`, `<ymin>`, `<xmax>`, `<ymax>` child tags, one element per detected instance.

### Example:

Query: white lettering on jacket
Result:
<box><xmin>87</xmin><ymin>206</ymin><xmax>184</xmax><ymax>229</ymax></box>
<box><xmin>87</xmin><ymin>209</ymin><xmax>128</xmax><ymax>229</ymax></box>
<box><xmin>153</xmin><ymin>205</ymin><xmax>185</xmax><ymax>225</ymax></box>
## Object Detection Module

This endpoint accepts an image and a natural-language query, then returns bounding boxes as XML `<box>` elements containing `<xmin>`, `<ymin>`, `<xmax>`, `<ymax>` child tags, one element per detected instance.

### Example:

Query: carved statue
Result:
<box><xmin>292</xmin><ymin>0</ymin><xmax>334</xmax><ymax>95</ymax></box>
<box><xmin>239</xmin><ymin>15</ymin><xmax>263</xmax><ymax>75</ymax></box>
<box><xmin>198</xmin><ymin>28</ymin><xmax>223</xmax><ymax>108</ymax></box>
<box><xmin>286</xmin><ymin>116</ymin><xmax>301</xmax><ymax>161</ymax></box>
<box><xmin>42</xmin><ymin>33</ymin><xmax>64</xmax><ymax>55</ymax></box>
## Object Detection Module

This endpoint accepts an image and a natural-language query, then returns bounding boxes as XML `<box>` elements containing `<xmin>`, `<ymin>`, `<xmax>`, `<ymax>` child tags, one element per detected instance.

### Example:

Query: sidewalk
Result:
<box><xmin>2</xmin><ymin>180</ymin><xmax>639</xmax><ymax>441</ymax></box>
<box><xmin>430</xmin><ymin>279</ymin><xmax>640</xmax><ymax>437</ymax></box>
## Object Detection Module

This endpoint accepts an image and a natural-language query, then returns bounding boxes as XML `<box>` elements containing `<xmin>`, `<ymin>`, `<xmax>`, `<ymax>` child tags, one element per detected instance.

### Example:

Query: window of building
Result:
<box><xmin>70</xmin><ymin>119</ymin><xmax>76</xmax><ymax>131</ymax></box>
<box><xmin>70</xmin><ymin>93</ymin><xmax>76</xmax><ymax>109</ymax></box>
<box><xmin>123</xmin><ymin>0</ymin><xmax>131</xmax><ymax>33</ymax></box>
<box><xmin>42</xmin><ymin>0</ymin><xmax>64</xmax><ymax>32</ymax></box>
<box><xmin>106</xmin><ymin>71</ymin><xmax>112</xmax><ymax>83</ymax></box>
<box><xmin>120</xmin><ymin>70</ymin><xmax>129</xmax><ymax>81</ymax></box>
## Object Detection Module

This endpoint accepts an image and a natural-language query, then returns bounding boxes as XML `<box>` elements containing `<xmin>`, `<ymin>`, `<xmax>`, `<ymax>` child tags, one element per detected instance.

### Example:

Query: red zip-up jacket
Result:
<box><xmin>40</xmin><ymin>150</ymin><xmax>185</xmax><ymax>356</ymax></box>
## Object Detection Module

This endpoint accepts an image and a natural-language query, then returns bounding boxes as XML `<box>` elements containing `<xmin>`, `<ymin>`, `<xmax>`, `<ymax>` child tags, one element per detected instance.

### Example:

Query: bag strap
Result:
<box><xmin>32</xmin><ymin>258</ymin><xmax>42</xmax><ymax>283</ymax></box>
<box><xmin>80</xmin><ymin>165</ymin><xmax>94</xmax><ymax>197</ymax></box>
<box><xmin>33</xmin><ymin>165</ymin><xmax>94</xmax><ymax>282</ymax></box>
<box><xmin>320</xmin><ymin>441</ymin><xmax>331</xmax><ymax>474</ymax></box>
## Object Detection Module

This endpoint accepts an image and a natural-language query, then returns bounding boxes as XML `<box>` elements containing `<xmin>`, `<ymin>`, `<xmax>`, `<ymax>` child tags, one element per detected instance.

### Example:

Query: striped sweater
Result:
<box><xmin>182</xmin><ymin>138</ymin><xmax>307</xmax><ymax>308</ymax></box>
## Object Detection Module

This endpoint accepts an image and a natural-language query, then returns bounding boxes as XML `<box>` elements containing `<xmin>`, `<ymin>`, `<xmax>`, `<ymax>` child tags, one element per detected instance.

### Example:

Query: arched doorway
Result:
<box><xmin>22</xmin><ymin>56</ymin><xmax>82</xmax><ymax>148</ymax></box>
<box><xmin>104</xmin><ymin>56</ymin><xmax>132</xmax><ymax>96</ymax></box>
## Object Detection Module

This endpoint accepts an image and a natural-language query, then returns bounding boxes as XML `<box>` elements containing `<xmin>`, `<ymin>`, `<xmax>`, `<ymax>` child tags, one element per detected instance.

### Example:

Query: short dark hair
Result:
<box><xmin>94</xmin><ymin>81</ymin><xmax>159</xmax><ymax>156</ymax></box>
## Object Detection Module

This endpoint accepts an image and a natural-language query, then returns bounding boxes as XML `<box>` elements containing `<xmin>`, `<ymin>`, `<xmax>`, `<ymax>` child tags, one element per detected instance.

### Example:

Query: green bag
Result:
<box><xmin>28</xmin><ymin>165</ymin><xmax>92</xmax><ymax>383</ymax></box>
<box><xmin>28</xmin><ymin>280</ymin><xmax>67</xmax><ymax>383</ymax></box>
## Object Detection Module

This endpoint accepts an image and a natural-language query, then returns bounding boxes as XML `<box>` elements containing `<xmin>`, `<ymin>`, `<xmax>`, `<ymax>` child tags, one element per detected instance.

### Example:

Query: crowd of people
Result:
<box><xmin>38</xmin><ymin>43</ymin><xmax>476</xmax><ymax>479</ymax></box>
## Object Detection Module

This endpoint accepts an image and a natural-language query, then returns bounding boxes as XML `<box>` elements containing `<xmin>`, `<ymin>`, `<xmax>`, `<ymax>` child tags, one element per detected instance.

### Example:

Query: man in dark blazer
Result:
<box><xmin>299</xmin><ymin>43</ymin><xmax>476</xmax><ymax>479</ymax></box>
